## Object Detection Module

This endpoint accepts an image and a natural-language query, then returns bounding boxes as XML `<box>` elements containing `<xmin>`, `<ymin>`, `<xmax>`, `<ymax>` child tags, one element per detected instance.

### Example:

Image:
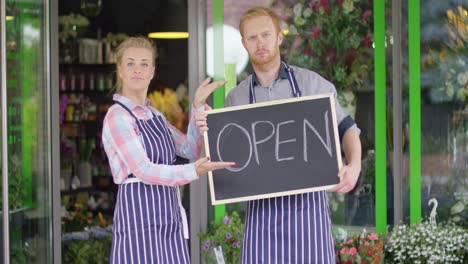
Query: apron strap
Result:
<box><xmin>249</xmin><ymin>62</ymin><xmax>302</xmax><ymax>104</ymax></box>
<box><xmin>114</xmin><ymin>101</ymin><xmax>139</xmax><ymax>122</ymax></box>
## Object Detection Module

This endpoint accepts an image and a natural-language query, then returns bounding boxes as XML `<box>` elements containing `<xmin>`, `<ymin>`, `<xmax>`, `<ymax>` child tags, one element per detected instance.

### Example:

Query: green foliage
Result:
<box><xmin>0</xmin><ymin>154</ymin><xmax>25</xmax><ymax>210</ymax></box>
<box><xmin>62</xmin><ymin>236</ymin><xmax>112</xmax><ymax>264</ymax></box>
<box><xmin>279</xmin><ymin>0</ymin><xmax>374</xmax><ymax>105</ymax></box>
<box><xmin>423</xmin><ymin>6</ymin><xmax>467</xmax><ymax>104</ymax></box>
<box><xmin>199</xmin><ymin>211</ymin><xmax>244</xmax><ymax>264</ymax></box>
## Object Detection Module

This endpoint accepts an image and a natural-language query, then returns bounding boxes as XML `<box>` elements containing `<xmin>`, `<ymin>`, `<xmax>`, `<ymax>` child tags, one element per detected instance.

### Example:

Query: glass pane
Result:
<box><xmin>280</xmin><ymin>0</ymin><xmax>376</xmax><ymax>228</ymax></box>
<box><xmin>419</xmin><ymin>2</ymin><xmax>467</xmax><ymax>227</ymax></box>
<box><xmin>3</xmin><ymin>0</ymin><xmax>53</xmax><ymax>262</ymax></box>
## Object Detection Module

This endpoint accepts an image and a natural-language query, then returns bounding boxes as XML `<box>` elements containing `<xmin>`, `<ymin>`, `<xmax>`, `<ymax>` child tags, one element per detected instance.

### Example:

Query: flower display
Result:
<box><xmin>148</xmin><ymin>85</ymin><xmax>189</xmax><ymax>132</ymax></box>
<box><xmin>334</xmin><ymin>228</ymin><xmax>384</xmax><ymax>264</ymax></box>
<box><xmin>385</xmin><ymin>220</ymin><xmax>468</xmax><ymax>263</ymax></box>
<box><xmin>276</xmin><ymin>0</ymin><xmax>374</xmax><ymax>109</ymax></box>
<box><xmin>62</xmin><ymin>203</ymin><xmax>96</xmax><ymax>233</ymax></box>
<box><xmin>198</xmin><ymin>211</ymin><xmax>244</xmax><ymax>264</ymax></box>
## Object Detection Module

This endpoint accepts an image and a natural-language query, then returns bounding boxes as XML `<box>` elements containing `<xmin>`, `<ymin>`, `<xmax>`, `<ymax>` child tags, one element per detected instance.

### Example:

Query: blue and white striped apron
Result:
<box><xmin>242</xmin><ymin>63</ymin><xmax>335</xmax><ymax>264</ymax></box>
<box><xmin>110</xmin><ymin>101</ymin><xmax>190</xmax><ymax>264</ymax></box>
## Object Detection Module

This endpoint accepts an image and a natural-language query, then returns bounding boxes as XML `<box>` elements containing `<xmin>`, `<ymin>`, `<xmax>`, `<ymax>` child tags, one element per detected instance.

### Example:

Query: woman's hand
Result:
<box><xmin>193</xmin><ymin>77</ymin><xmax>226</xmax><ymax>109</ymax></box>
<box><xmin>195</xmin><ymin>104</ymin><xmax>212</xmax><ymax>133</ymax></box>
<box><xmin>194</xmin><ymin>157</ymin><xmax>235</xmax><ymax>176</ymax></box>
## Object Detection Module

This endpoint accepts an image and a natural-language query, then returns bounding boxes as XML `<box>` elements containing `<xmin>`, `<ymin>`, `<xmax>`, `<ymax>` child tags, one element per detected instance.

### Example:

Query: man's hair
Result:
<box><xmin>239</xmin><ymin>6</ymin><xmax>282</xmax><ymax>37</ymax></box>
<box><xmin>115</xmin><ymin>36</ymin><xmax>157</xmax><ymax>93</ymax></box>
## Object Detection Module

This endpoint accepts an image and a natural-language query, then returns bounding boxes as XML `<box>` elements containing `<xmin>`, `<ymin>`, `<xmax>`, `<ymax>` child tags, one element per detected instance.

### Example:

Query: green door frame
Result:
<box><xmin>374</xmin><ymin>0</ymin><xmax>387</xmax><ymax>234</ymax></box>
<box><xmin>212</xmin><ymin>0</ymin><xmax>226</xmax><ymax>223</ymax></box>
<box><xmin>408</xmin><ymin>0</ymin><xmax>422</xmax><ymax>224</ymax></box>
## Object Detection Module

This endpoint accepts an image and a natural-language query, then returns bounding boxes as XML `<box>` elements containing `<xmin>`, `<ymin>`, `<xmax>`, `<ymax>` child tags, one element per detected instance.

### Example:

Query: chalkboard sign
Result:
<box><xmin>204</xmin><ymin>93</ymin><xmax>343</xmax><ymax>205</ymax></box>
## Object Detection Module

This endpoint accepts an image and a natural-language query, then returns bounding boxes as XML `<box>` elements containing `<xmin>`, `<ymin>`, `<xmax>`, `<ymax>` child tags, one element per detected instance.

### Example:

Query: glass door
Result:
<box><xmin>1</xmin><ymin>0</ymin><xmax>56</xmax><ymax>262</ymax></box>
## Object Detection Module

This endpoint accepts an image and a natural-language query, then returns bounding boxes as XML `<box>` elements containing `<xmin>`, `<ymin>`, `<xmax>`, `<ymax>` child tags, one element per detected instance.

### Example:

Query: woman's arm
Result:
<box><xmin>102</xmin><ymin>107</ymin><xmax>198</xmax><ymax>186</ymax></box>
<box><xmin>167</xmin><ymin>105</ymin><xmax>203</xmax><ymax>159</ymax></box>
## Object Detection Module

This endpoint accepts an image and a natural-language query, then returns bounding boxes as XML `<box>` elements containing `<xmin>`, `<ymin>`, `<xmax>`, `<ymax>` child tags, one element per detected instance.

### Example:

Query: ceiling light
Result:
<box><xmin>148</xmin><ymin>32</ymin><xmax>189</xmax><ymax>39</ymax></box>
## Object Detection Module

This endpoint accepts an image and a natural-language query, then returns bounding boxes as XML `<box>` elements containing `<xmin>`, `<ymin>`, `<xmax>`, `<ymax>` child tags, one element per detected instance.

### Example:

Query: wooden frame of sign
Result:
<box><xmin>204</xmin><ymin>93</ymin><xmax>343</xmax><ymax>205</ymax></box>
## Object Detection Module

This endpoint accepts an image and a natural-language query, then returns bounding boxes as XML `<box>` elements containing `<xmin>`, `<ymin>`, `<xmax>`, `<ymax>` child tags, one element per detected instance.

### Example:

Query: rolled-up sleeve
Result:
<box><xmin>167</xmin><ymin>105</ymin><xmax>203</xmax><ymax>159</ymax></box>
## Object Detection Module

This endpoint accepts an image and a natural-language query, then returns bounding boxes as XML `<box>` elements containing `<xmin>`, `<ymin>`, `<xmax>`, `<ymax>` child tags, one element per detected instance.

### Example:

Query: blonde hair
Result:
<box><xmin>239</xmin><ymin>6</ymin><xmax>282</xmax><ymax>37</ymax></box>
<box><xmin>114</xmin><ymin>36</ymin><xmax>157</xmax><ymax>93</ymax></box>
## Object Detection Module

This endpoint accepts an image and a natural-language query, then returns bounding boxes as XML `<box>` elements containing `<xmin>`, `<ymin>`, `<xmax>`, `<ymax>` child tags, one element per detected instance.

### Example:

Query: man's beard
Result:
<box><xmin>249</xmin><ymin>48</ymin><xmax>279</xmax><ymax>67</ymax></box>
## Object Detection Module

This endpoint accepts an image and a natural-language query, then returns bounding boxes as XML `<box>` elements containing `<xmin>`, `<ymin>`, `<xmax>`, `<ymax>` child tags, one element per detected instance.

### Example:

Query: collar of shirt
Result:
<box><xmin>112</xmin><ymin>93</ymin><xmax>160</xmax><ymax>119</ymax></box>
<box><xmin>251</xmin><ymin>62</ymin><xmax>289</xmax><ymax>87</ymax></box>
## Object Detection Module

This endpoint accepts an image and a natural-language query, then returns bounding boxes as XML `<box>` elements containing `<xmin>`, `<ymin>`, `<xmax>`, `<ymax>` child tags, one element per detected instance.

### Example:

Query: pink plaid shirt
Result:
<box><xmin>102</xmin><ymin>94</ymin><xmax>202</xmax><ymax>186</ymax></box>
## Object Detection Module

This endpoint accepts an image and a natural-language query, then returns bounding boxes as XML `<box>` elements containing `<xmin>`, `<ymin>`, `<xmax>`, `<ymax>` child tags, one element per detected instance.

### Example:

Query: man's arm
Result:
<box><xmin>330</xmin><ymin>128</ymin><xmax>362</xmax><ymax>193</ymax></box>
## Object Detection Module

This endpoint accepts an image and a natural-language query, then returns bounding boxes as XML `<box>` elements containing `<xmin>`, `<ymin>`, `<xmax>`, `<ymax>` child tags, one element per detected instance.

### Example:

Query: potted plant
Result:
<box><xmin>62</xmin><ymin>225</ymin><xmax>112</xmax><ymax>264</ymax></box>
<box><xmin>59</xmin><ymin>13</ymin><xmax>89</xmax><ymax>44</ymax></box>
<box><xmin>385</xmin><ymin>220</ymin><xmax>468</xmax><ymax>263</ymax></box>
<box><xmin>334</xmin><ymin>228</ymin><xmax>384</xmax><ymax>264</ymax></box>
<box><xmin>59</xmin><ymin>13</ymin><xmax>90</xmax><ymax>63</ymax></box>
<box><xmin>275</xmin><ymin>0</ymin><xmax>374</xmax><ymax>118</ymax></box>
<box><xmin>103</xmin><ymin>32</ymin><xmax>128</xmax><ymax>63</ymax></box>
<box><xmin>198</xmin><ymin>211</ymin><xmax>244</xmax><ymax>264</ymax></box>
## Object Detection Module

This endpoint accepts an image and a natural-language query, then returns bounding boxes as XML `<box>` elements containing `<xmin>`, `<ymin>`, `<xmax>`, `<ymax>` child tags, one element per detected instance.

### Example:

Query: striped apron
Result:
<box><xmin>242</xmin><ymin>63</ymin><xmax>335</xmax><ymax>264</ymax></box>
<box><xmin>110</xmin><ymin>101</ymin><xmax>190</xmax><ymax>264</ymax></box>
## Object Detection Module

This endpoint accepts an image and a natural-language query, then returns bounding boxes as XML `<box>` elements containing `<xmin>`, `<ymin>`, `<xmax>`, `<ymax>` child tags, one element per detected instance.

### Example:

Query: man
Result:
<box><xmin>225</xmin><ymin>6</ymin><xmax>362</xmax><ymax>264</ymax></box>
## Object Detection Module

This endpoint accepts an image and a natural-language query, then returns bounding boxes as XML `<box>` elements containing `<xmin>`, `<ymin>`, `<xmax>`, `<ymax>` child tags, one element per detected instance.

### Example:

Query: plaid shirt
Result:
<box><xmin>102</xmin><ymin>94</ymin><xmax>202</xmax><ymax>186</ymax></box>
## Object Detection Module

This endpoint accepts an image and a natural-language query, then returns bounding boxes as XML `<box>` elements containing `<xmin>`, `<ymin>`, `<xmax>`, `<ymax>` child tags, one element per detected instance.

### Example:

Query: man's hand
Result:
<box><xmin>195</xmin><ymin>157</ymin><xmax>236</xmax><ymax>176</ymax></box>
<box><xmin>193</xmin><ymin>78</ymin><xmax>226</xmax><ymax>109</ymax></box>
<box><xmin>330</xmin><ymin>128</ymin><xmax>362</xmax><ymax>193</ymax></box>
<box><xmin>330</xmin><ymin>163</ymin><xmax>361</xmax><ymax>193</ymax></box>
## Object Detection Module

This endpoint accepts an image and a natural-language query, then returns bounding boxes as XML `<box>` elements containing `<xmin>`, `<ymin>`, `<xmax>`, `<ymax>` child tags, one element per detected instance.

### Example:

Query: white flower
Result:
<box><xmin>293</xmin><ymin>3</ymin><xmax>303</xmax><ymax>16</ymax></box>
<box><xmin>303</xmin><ymin>8</ymin><xmax>312</xmax><ymax>18</ymax></box>
<box><xmin>457</xmin><ymin>71</ymin><xmax>468</xmax><ymax>85</ymax></box>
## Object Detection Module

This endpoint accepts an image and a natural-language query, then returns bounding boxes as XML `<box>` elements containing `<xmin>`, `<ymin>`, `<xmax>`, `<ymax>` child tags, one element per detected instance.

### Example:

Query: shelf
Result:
<box><xmin>61</xmin><ymin>120</ymin><xmax>103</xmax><ymax>125</ymax></box>
<box><xmin>60</xmin><ymin>63</ymin><xmax>116</xmax><ymax>68</ymax></box>
<box><xmin>60</xmin><ymin>89</ymin><xmax>114</xmax><ymax>95</ymax></box>
<box><xmin>61</xmin><ymin>185</ymin><xmax>116</xmax><ymax>196</ymax></box>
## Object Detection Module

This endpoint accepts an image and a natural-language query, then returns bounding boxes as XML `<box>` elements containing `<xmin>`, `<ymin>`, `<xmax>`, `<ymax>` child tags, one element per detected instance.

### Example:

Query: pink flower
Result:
<box><xmin>309</xmin><ymin>25</ymin><xmax>321</xmax><ymax>41</ymax></box>
<box><xmin>349</xmin><ymin>247</ymin><xmax>357</xmax><ymax>256</ymax></box>
<box><xmin>344</xmin><ymin>239</ymin><xmax>354</xmax><ymax>245</ymax></box>
<box><xmin>309</xmin><ymin>1</ymin><xmax>319</xmax><ymax>10</ymax></box>
<box><xmin>361</xmin><ymin>36</ymin><xmax>372</xmax><ymax>47</ymax></box>
<box><xmin>362</xmin><ymin>10</ymin><xmax>372</xmax><ymax>21</ymax></box>
<box><xmin>320</xmin><ymin>0</ymin><xmax>329</xmax><ymax>13</ymax></box>
<box><xmin>364</xmin><ymin>241</ymin><xmax>370</xmax><ymax>246</ymax></box>
<box><xmin>340</xmin><ymin>247</ymin><xmax>349</xmax><ymax>255</ymax></box>
<box><xmin>367</xmin><ymin>233</ymin><xmax>379</xmax><ymax>241</ymax></box>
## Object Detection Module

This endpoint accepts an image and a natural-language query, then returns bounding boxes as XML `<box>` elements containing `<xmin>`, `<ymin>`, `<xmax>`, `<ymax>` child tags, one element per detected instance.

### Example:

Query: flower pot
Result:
<box><xmin>78</xmin><ymin>161</ymin><xmax>92</xmax><ymax>187</ymax></box>
<box><xmin>61</xmin><ymin>167</ymin><xmax>73</xmax><ymax>190</ymax></box>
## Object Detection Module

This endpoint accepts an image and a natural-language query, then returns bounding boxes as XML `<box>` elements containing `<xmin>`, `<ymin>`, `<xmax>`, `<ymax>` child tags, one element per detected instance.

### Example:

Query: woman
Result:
<box><xmin>102</xmin><ymin>37</ymin><xmax>234</xmax><ymax>263</ymax></box>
